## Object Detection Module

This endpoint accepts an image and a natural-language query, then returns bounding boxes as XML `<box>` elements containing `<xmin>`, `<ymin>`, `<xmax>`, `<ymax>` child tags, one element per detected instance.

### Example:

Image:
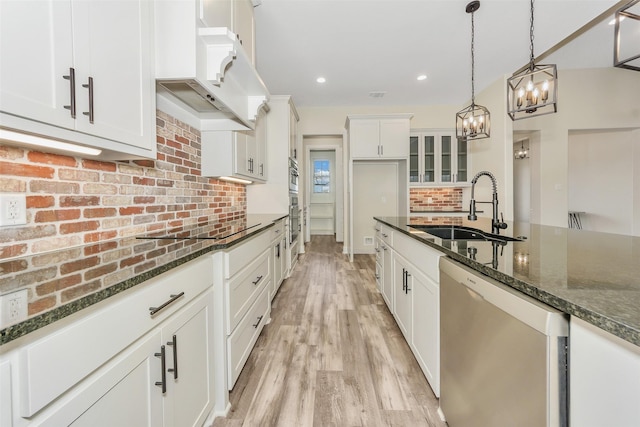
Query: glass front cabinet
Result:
<box><xmin>409</xmin><ymin>130</ymin><xmax>469</xmax><ymax>186</ymax></box>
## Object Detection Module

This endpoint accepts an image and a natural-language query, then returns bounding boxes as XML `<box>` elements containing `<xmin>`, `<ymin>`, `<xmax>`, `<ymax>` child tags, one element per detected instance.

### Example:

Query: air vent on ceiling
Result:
<box><xmin>369</xmin><ymin>91</ymin><xmax>387</xmax><ymax>98</ymax></box>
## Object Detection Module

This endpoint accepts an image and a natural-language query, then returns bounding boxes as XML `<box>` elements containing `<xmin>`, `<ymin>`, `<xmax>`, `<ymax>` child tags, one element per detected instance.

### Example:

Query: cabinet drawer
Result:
<box><xmin>226</xmin><ymin>249</ymin><xmax>270</xmax><ymax>335</ymax></box>
<box><xmin>17</xmin><ymin>255</ymin><xmax>212</xmax><ymax>417</ymax></box>
<box><xmin>376</xmin><ymin>224</ymin><xmax>393</xmax><ymax>246</ymax></box>
<box><xmin>394</xmin><ymin>232</ymin><xmax>443</xmax><ymax>282</ymax></box>
<box><xmin>271</xmin><ymin>219</ymin><xmax>285</xmax><ymax>242</ymax></box>
<box><xmin>225</xmin><ymin>229</ymin><xmax>272</xmax><ymax>278</ymax></box>
<box><xmin>227</xmin><ymin>284</ymin><xmax>270</xmax><ymax>389</ymax></box>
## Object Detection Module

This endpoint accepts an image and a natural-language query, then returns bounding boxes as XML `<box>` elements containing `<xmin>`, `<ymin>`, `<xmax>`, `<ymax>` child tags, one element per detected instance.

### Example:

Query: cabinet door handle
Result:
<box><xmin>382</xmin><ymin>233</ymin><xmax>388</xmax><ymax>238</ymax></box>
<box><xmin>402</xmin><ymin>268</ymin><xmax>406</xmax><ymax>292</ymax></box>
<box><xmin>166</xmin><ymin>334</ymin><xmax>178</xmax><ymax>380</ymax></box>
<box><xmin>63</xmin><ymin>67</ymin><xmax>76</xmax><ymax>118</ymax></box>
<box><xmin>252</xmin><ymin>315</ymin><xmax>264</xmax><ymax>328</ymax></box>
<box><xmin>149</xmin><ymin>292</ymin><xmax>185</xmax><ymax>316</ymax></box>
<box><xmin>276</xmin><ymin>243</ymin><xmax>281</xmax><ymax>258</ymax></box>
<box><xmin>260</xmin><ymin>163</ymin><xmax>264</xmax><ymax>176</ymax></box>
<box><xmin>405</xmin><ymin>271</ymin><xmax>411</xmax><ymax>293</ymax></box>
<box><xmin>252</xmin><ymin>275</ymin><xmax>263</xmax><ymax>285</ymax></box>
<box><xmin>380</xmin><ymin>145</ymin><xmax>383</xmax><ymax>156</ymax></box>
<box><xmin>82</xmin><ymin>76</ymin><xmax>94</xmax><ymax>123</ymax></box>
<box><xmin>154</xmin><ymin>345</ymin><xmax>167</xmax><ymax>394</ymax></box>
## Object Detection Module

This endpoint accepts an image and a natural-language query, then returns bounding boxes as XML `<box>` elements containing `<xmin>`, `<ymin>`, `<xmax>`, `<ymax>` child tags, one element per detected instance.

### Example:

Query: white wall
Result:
<box><xmin>297</xmin><ymin>104</ymin><xmax>457</xmax><ymax>136</ymax></box>
<box><xmin>568</xmin><ymin>129</ymin><xmax>636</xmax><ymax>235</ymax></box>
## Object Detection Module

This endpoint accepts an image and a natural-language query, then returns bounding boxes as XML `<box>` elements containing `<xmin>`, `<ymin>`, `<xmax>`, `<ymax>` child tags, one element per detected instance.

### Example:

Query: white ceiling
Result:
<box><xmin>254</xmin><ymin>0</ymin><xmax>624</xmax><ymax>108</ymax></box>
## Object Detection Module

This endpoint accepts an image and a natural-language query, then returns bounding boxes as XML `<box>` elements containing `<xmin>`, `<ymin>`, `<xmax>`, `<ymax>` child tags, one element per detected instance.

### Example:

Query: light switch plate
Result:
<box><xmin>0</xmin><ymin>193</ymin><xmax>27</xmax><ymax>226</ymax></box>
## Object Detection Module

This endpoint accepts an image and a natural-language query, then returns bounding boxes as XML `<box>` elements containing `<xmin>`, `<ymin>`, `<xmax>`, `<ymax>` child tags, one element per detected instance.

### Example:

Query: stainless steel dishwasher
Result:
<box><xmin>439</xmin><ymin>257</ymin><xmax>569</xmax><ymax>427</ymax></box>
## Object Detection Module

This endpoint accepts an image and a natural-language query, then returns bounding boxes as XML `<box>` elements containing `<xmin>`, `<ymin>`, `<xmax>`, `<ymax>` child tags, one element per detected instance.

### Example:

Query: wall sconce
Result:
<box><xmin>507</xmin><ymin>0</ymin><xmax>558</xmax><ymax>120</ymax></box>
<box><xmin>456</xmin><ymin>1</ymin><xmax>491</xmax><ymax>140</ymax></box>
<box><xmin>614</xmin><ymin>0</ymin><xmax>640</xmax><ymax>71</ymax></box>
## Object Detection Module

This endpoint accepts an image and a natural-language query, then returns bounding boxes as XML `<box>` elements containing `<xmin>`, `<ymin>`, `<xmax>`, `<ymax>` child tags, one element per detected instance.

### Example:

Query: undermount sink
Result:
<box><xmin>409</xmin><ymin>225</ymin><xmax>523</xmax><ymax>243</ymax></box>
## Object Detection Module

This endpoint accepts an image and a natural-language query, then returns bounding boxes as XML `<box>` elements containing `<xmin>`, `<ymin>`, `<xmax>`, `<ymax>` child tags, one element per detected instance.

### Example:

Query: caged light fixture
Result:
<box><xmin>614</xmin><ymin>0</ymin><xmax>640</xmax><ymax>71</ymax></box>
<box><xmin>507</xmin><ymin>0</ymin><xmax>558</xmax><ymax>120</ymax></box>
<box><xmin>514</xmin><ymin>139</ymin><xmax>530</xmax><ymax>159</ymax></box>
<box><xmin>456</xmin><ymin>1</ymin><xmax>490</xmax><ymax>140</ymax></box>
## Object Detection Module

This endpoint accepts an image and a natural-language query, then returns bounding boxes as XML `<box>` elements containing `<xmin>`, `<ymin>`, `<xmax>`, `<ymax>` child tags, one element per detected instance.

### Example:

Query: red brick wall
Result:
<box><xmin>410</xmin><ymin>187</ymin><xmax>463</xmax><ymax>212</ymax></box>
<box><xmin>0</xmin><ymin>110</ymin><xmax>246</xmax><ymax>260</ymax></box>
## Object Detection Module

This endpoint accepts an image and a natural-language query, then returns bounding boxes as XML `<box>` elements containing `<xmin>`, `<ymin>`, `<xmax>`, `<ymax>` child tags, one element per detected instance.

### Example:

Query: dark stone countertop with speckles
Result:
<box><xmin>375</xmin><ymin>216</ymin><xmax>640</xmax><ymax>347</ymax></box>
<box><xmin>0</xmin><ymin>214</ymin><xmax>287</xmax><ymax>346</ymax></box>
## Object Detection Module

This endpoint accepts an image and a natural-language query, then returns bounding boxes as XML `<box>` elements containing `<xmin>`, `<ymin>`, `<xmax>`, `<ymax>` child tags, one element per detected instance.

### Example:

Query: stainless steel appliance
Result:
<box><xmin>288</xmin><ymin>157</ymin><xmax>299</xmax><ymax>193</ymax></box>
<box><xmin>289</xmin><ymin>193</ymin><xmax>299</xmax><ymax>243</ymax></box>
<box><xmin>440</xmin><ymin>257</ymin><xmax>568</xmax><ymax>427</ymax></box>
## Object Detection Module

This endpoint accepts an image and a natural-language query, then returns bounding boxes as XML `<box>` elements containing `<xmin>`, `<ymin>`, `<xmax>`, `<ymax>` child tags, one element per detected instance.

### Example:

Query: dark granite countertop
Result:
<box><xmin>375</xmin><ymin>216</ymin><xmax>640</xmax><ymax>347</ymax></box>
<box><xmin>0</xmin><ymin>214</ymin><xmax>287</xmax><ymax>346</ymax></box>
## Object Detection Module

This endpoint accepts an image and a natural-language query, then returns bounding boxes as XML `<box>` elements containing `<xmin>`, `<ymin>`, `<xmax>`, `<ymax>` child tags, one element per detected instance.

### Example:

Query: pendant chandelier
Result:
<box><xmin>507</xmin><ymin>0</ymin><xmax>558</xmax><ymax>120</ymax></box>
<box><xmin>514</xmin><ymin>139</ymin><xmax>529</xmax><ymax>159</ymax></box>
<box><xmin>456</xmin><ymin>1</ymin><xmax>490</xmax><ymax>140</ymax></box>
<box><xmin>614</xmin><ymin>0</ymin><xmax>640</xmax><ymax>71</ymax></box>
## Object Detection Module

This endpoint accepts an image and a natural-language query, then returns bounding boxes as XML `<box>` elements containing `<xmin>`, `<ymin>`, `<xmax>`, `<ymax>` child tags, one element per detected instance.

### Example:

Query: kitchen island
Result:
<box><xmin>375</xmin><ymin>215</ymin><xmax>640</xmax><ymax>347</ymax></box>
<box><xmin>376</xmin><ymin>215</ymin><xmax>640</xmax><ymax>427</ymax></box>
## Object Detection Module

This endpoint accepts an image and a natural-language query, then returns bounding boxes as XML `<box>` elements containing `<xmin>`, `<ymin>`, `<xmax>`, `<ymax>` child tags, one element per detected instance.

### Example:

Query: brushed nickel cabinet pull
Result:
<box><xmin>82</xmin><ymin>76</ymin><xmax>94</xmax><ymax>123</ymax></box>
<box><xmin>154</xmin><ymin>345</ymin><xmax>167</xmax><ymax>394</ymax></box>
<box><xmin>63</xmin><ymin>67</ymin><xmax>76</xmax><ymax>118</ymax></box>
<box><xmin>149</xmin><ymin>292</ymin><xmax>185</xmax><ymax>316</ymax></box>
<box><xmin>166</xmin><ymin>334</ymin><xmax>178</xmax><ymax>380</ymax></box>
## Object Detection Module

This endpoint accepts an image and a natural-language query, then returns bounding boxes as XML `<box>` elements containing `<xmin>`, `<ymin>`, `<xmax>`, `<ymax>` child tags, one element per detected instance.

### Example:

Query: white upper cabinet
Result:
<box><xmin>346</xmin><ymin>115</ymin><xmax>412</xmax><ymax>159</ymax></box>
<box><xmin>201</xmin><ymin>108</ymin><xmax>268</xmax><ymax>182</ymax></box>
<box><xmin>410</xmin><ymin>129</ymin><xmax>469</xmax><ymax>186</ymax></box>
<box><xmin>0</xmin><ymin>0</ymin><xmax>156</xmax><ymax>159</ymax></box>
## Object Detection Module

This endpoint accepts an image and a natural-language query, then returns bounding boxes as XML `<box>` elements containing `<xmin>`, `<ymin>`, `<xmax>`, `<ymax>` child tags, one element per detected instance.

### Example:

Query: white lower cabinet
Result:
<box><xmin>570</xmin><ymin>317</ymin><xmax>640</xmax><ymax>427</ymax></box>
<box><xmin>160</xmin><ymin>290</ymin><xmax>215</xmax><ymax>427</ymax></box>
<box><xmin>0</xmin><ymin>256</ymin><xmax>216</xmax><ymax>427</ymax></box>
<box><xmin>214</xmin><ymin>228</ymin><xmax>273</xmax><ymax>392</ymax></box>
<box><xmin>410</xmin><ymin>267</ymin><xmax>440</xmax><ymax>397</ymax></box>
<box><xmin>376</xmin><ymin>220</ymin><xmax>443</xmax><ymax>397</ymax></box>
<box><xmin>272</xmin><ymin>219</ymin><xmax>287</xmax><ymax>300</ymax></box>
<box><xmin>393</xmin><ymin>254</ymin><xmax>413</xmax><ymax>340</ymax></box>
<box><xmin>39</xmin><ymin>331</ymin><xmax>164</xmax><ymax>427</ymax></box>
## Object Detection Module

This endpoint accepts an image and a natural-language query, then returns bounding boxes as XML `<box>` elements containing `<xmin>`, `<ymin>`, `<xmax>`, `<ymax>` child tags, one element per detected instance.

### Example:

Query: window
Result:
<box><xmin>313</xmin><ymin>159</ymin><xmax>330</xmax><ymax>193</ymax></box>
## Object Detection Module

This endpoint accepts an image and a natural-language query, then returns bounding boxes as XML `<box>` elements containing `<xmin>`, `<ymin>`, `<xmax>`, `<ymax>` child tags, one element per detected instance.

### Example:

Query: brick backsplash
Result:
<box><xmin>410</xmin><ymin>187</ymin><xmax>463</xmax><ymax>212</ymax></box>
<box><xmin>0</xmin><ymin>110</ymin><xmax>246</xmax><ymax>261</ymax></box>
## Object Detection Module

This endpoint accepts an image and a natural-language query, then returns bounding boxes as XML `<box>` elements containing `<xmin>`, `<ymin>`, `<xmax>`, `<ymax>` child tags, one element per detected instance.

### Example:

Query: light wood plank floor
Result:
<box><xmin>212</xmin><ymin>235</ymin><xmax>446</xmax><ymax>427</ymax></box>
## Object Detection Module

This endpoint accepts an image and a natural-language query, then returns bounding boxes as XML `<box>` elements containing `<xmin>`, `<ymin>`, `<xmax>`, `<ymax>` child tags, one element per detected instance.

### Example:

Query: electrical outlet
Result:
<box><xmin>0</xmin><ymin>193</ymin><xmax>27</xmax><ymax>226</ymax></box>
<box><xmin>0</xmin><ymin>289</ymin><xmax>28</xmax><ymax>328</ymax></box>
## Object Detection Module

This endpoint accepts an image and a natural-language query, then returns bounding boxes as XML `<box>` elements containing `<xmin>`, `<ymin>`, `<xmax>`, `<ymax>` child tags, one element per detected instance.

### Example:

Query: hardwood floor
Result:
<box><xmin>212</xmin><ymin>235</ymin><xmax>446</xmax><ymax>427</ymax></box>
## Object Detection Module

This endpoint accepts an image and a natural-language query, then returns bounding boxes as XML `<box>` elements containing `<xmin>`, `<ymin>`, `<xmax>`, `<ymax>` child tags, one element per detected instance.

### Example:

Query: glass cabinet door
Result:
<box><xmin>440</xmin><ymin>135</ymin><xmax>452</xmax><ymax>183</ymax></box>
<box><xmin>409</xmin><ymin>136</ymin><xmax>419</xmax><ymax>182</ymax></box>
<box><xmin>423</xmin><ymin>135</ymin><xmax>435</xmax><ymax>183</ymax></box>
<box><xmin>456</xmin><ymin>137</ymin><xmax>468</xmax><ymax>182</ymax></box>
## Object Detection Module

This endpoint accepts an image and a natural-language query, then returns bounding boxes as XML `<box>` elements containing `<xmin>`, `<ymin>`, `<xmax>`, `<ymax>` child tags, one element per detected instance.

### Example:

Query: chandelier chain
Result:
<box><xmin>471</xmin><ymin>7</ymin><xmax>475</xmax><ymax>105</ymax></box>
<box><xmin>529</xmin><ymin>0</ymin><xmax>535</xmax><ymax>70</ymax></box>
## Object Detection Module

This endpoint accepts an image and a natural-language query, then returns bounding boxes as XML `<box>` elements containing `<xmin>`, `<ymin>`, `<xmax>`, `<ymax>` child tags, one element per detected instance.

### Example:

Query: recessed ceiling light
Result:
<box><xmin>417</xmin><ymin>74</ymin><xmax>427</xmax><ymax>81</ymax></box>
<box><xmin>316</xmin><ymin>77</ymin><xmax>326</xmax><ymax>83</ymax></box>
